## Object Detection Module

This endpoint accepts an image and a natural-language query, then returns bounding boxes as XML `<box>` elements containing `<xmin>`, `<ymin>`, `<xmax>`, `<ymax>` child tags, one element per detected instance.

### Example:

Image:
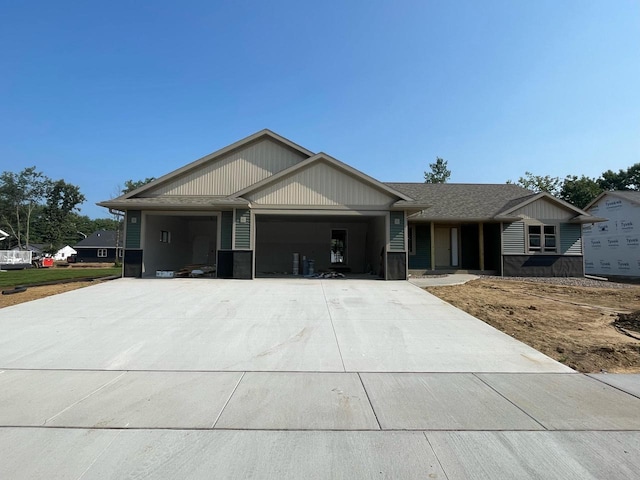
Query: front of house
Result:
<box><xmin>99</xmin><ymin>130</ymin><xmax>602</xmax><ymax>279</ymax></box>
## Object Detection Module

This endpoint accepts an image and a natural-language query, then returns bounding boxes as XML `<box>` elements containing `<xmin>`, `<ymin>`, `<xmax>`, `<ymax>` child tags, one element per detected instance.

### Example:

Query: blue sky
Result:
<box><xmin>1</xmin><ymin>1</ymin><xmax>639</xmax><ymax>219</ymax></box>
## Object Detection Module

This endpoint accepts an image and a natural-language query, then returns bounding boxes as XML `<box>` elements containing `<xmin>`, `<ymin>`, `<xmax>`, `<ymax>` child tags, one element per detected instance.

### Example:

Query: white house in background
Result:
<box><xmin>583</xmin><ymin>191</ymin><xmax>640</xmax><ymax>277</ymax></box>
<box><xmin>54</xmin><ymin>245</ymin><xmax>77</xmax><ymax>261</ymax></box>
<box><xmin>0</xmin><ymin>229</ymin><xmax>8</xmax><ymax>242</ymax></box>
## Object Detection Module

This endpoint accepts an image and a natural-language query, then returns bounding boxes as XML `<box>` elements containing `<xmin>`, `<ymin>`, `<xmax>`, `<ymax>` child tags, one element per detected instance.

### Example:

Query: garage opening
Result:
<box><xmin>141</xmin><ymin>213</ymin><xmax>218</xmax><ymax>277</ymax></box>
<box><xmin>255</xmin><ymin>214</ymin><xmax>387</xmax><ymax>277</ymax></box>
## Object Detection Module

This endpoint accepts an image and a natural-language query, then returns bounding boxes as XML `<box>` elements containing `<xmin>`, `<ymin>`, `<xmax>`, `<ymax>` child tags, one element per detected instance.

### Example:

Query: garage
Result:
<box><xmin>254</xmin><ymin>213</ymin><xmax>387</xmax><ymax>277</ymax></box>
<box><xmin>140</xmin><ymin>212</ymin><xmax>218</xmax><ymax>277</ymax></box>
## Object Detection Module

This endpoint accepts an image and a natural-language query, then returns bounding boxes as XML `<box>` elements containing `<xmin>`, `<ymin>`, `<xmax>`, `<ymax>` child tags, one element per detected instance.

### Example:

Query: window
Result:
<box><xmin>528</xmin><ymin>224</ymin><xmax>557</xmax><ymax>253</ymax></box>
<box><xmin>117</xmin><ymin>248</ymin><xmax>124</xmax><ymax>258</ymax></box>
<box><xmin>408</xmin><ymin>226</ymin><xmax>416</xmax><ymax>255</ymax></box>
<box><xmin>97</xmin><ymin>249</ymin><xmax>107</xmax><ymax>258</ymax></box>
<box><xmin>330</xmin><ymin>229</ymin><xmax>347</xmax><ymax>264</ymax></box>
<box><xmin>160</xmin><ymin>230</ymin><xmax>171</xmax><ymax>243</ymax></box>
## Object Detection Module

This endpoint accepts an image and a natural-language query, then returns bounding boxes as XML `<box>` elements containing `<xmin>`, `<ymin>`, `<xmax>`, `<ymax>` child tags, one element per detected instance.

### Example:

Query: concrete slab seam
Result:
<box><xmin>211</xmin><ymin>372</ymin><xmax>245</xmax><ymax>428</ymax></box>
<box><xmin>43</xmin><ymin>371</ymin><xmax>127</xmax><ymax>426</ymax></box>
<box><xmin>423</xmin><ymin>432</ymin><xmax>451</xmax><ymax>480</ymax></box>
<box><xmin>320</xmin><ymin>281</ymin><xmax>347</xmax><ymax>372</ymax></box>
<box><xmin>357</xmin><ymin>372</ymin><xmax>382</xmax><ymax>431</ymax></box>
<box><xmin>586</xmin><ymin>374</ymin><xmax>640</xmax><ymax>400</ymax></box>
<box><xmin>76</xmin><ymin>423</ymin><xmax>129</xmax><ymax>480</ymax></box>
<box><xmin>471</xmin><ymin>372</ymin><xmax>548</xmax><ymax>431</ymax></box>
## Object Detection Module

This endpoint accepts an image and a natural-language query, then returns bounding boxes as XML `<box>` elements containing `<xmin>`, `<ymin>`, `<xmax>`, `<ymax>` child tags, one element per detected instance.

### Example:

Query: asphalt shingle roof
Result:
<box><xmin>385</xmin><ymin>183</ymin><xmax>535</xmax><ymax>220</ymax></box>
<box><xmin>75</xmin><ymin>231</ymin><xmax>123</xmax><ymax>249</ymax></box>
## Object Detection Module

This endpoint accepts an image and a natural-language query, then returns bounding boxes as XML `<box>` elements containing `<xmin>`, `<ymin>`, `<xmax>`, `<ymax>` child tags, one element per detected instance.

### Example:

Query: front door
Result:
<box><xmin>435</xmin><ymin>227</ymin><xmax>450</xmax><ymax>267</ymax></box>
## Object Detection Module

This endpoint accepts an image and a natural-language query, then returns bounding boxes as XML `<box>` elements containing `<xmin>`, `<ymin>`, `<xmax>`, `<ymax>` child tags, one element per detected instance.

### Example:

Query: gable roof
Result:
<box><xmin>387</xmin><ymin>183</ymin><xmax>534</xmax><ymax>221</ymax></box>
<box><xmin>585</xmin><ymin>190</ymin><xmax>640</xmax><ymax>210</ymax></box>
<box><xmin>232</xmin><ymin>152</ymin><xmax>415</xmax><ymax>204</ymax></box>
<box><xmin>75</xmin><ymin>230</ymin><xmax>123</xmax><ymax>249</ymax></box>
<box><xmin>107</xmin><ymin>129</ymin><xmax>315</xmax><ymax>202</ymax></box>
<box><xmin>387</xmin><ymin>183</ymin><xmax>602</xmax><ymax>223</ymax></box>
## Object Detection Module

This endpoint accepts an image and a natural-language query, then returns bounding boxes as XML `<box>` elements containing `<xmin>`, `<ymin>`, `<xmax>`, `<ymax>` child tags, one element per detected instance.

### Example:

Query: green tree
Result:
<box><xmin>0</xmin><ymin>167</ymin><xmax>50</xmax><ymax>248</ymax></box>
<box><xmin>598</xmin><ymin>162</ymin><xmax>640</xmax><ymax>191</ymax></box>
<box><xmin>424</xmin><ymin>158</ymin><xmax>450</xmax><ymax>183</ymax></box>
<box><xmin>122</xmin><ymin>177</ymin><xmax>156</xmax><ymax>194</ymax></box>
<box><xmin>560</xmin><ymin>175</ymin><xmax>602</xmax><ymax>209</ymax></box>
<box><xmin>41</xmin><ymin>180</ymin><xmax>86</xmax><ymax>251</ymax></box>
<box><xmin>507</xmin><ymin>171</ymin><xmax>562</xmax><ymax>196</ymax></box>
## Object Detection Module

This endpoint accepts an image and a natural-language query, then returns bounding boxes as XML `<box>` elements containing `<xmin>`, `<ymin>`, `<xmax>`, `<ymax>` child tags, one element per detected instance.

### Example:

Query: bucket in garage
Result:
<box><xmin>292</xmin><ymin>253</ymin><xmax>299</xmax><ymax>275</ymax></box>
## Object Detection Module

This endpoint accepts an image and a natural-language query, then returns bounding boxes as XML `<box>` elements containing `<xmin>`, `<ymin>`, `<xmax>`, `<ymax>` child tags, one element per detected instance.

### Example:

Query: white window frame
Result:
<box><xmin>97</xmin><ymin>248</ymin><xmax>108</xmax><ymax>258</ymax></box>
<box><xmin>527</xmin><ymin>222</ymin><xmax>558</xmax><ymax>254</ymax></box>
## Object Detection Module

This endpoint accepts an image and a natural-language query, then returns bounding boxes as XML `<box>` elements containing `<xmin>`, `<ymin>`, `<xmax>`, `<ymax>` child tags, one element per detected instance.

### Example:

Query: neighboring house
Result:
<box><xmin>54</xmin><ymin>245</ymin><xmax>77</xmax><ymax>261</ymax></box>
<box><xmin>583</xmin><ymin>191</ymin><xmax>640</xmax><ymax>278</ymax></box>
<box><xmin>98</xmin><ymin>129</ymin><xmax>603</xmax><ymax>279</ymax></box>
<box><xmin>74</xmin><ymin>231</ymin><xmax>123</xmax><ymax>263</ymax></box>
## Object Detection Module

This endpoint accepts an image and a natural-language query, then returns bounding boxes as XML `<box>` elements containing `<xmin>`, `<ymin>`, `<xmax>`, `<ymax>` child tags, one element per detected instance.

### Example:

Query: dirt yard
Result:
<box><xmin>426</xmin><ymin>278</ymin><xmax>640</xmax><ymax>373</ymax></box>
<box><xmin>0</xmin><ymin>282</ymin><xmax>97</xmax><ymax>308</ymax></box>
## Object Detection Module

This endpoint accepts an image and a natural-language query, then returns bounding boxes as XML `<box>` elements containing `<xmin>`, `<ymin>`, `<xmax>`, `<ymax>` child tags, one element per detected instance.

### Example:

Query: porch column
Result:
<box><xmin>430</xmin><ymin>222</ymin><xmax>436</xmax><ymax>271</ymax></box>
<box><xmin>479</xmin><ymin>222</ymin><xmax>485</xmax><ymax>271</ymax></box>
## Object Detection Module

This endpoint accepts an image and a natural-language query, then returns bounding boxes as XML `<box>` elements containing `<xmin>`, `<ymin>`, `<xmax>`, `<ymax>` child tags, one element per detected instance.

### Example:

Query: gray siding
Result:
<box><xmin>125</xmin><ymin>210</ymin><xmax>141</xmax><ymax>249</ymax></box>
<box><xmin>511</xmin><ymin>198</ymin><xmax>574</xmax><ymax>221</ymax></box>
<box><xmin>389</xmin><ymin>212</ymin><xmax>405</xmax><ymax>251</ymax></box>
<box><xmin>560</xmin><ymin>223</ymin><xmax>582</xmax><ymax>255</ymax></box>
<box><xmin>234</xmin><ymin>209</ymin><xmax>251</xmax><ymax>249</ymax></box>
<box><xmin>409</xmin><ymin>223</ymin><xmax>431</xmax><ymax>269</ymax></box>
<box><xmin>220</xmin><ymin>211</ymin><xmax>233</xmax><ymax>250</ymax></box>
<box><xmin>142</xmin><ymin>138</ymin><xmax>307</xmax><ymax>197</ymax></box>
<box><xmin>502</xmin><ymin>221</ymin><xmax>525</xmax><ymax>254</ymax></box>
<box><xmin>247</xmin><ymin>161</ymin><xmax>396</xmax><ymax>206</ymax></box>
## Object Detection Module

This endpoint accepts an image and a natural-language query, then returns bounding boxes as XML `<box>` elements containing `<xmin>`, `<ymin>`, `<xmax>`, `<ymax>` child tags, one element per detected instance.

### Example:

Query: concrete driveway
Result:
<box><xmin>1</xmin><ymin>278</ymin><xmax>639</xmax><ymax>479</ymax></box>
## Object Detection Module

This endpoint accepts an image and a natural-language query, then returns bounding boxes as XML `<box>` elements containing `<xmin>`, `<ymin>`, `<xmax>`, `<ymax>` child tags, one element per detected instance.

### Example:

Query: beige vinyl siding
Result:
<box><xmin>511</xmin><ymin>198</ymin><xmax>575</xmax><ymax>221</ymax></box>
<box><xmin>560</xmin><ymin>223</ymin><xmax>582</xmax><ymax>255</ymax></box>
<box><xmin>125</xmin><ymin>210</ymin><xmax>142</xmax><ymax>248</ymax></box>
<box><xmin>247</xmin><ymin>161</ymin><xmax>396</xmax><ymax>206</ymax></box>
<box><xmin>234</xmin><ymin>209</ymin><xmax>251</xmax><ymax>249</ymax></box>
<box><xmin>389</xmin><ymin>212</ymin><xmax>405</xmax><ymax>250</ymax></box>
<box><xmin>142</xmin><ymin>139</ymin><xmax>306</xmax><ymax>197</ymax></box>
<box><xmin>502</xmin><ymin>221</ymin><xmax>525</xmax><ymax>254</ymax></box>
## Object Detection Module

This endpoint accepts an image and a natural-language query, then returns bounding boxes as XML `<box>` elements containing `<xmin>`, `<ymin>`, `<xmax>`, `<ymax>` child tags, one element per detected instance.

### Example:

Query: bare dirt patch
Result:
<box><xmin>0</xmin><ymin>282</ymin><xmax>97</xmax><ymax>308</ymax></box>
<box><xmin>426</xmin><ymin>279</ymin><xmax>640</xmax><ymax>373</ymax></box>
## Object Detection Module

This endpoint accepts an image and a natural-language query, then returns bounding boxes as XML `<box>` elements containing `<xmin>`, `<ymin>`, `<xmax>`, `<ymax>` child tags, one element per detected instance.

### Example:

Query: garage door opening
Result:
<box><xmin>141</xmin><ymin>213</ymin><xmax>218</xmax><ymax>277</ymax></box>
<box><xmin>255</xmin><ymin>214</ymin><xmax>387</xmax><ymax>278</ymax></box>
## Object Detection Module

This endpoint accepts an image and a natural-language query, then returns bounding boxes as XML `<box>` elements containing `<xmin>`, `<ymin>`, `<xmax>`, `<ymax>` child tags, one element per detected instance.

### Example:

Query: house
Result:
<box><xmin>583</xmin><ymin>191</ymin><xmax>640</xmax><ymax>278</ymax></box>
<box><xmin>74</xmin><ymin>231</ymin><xmax>123</xmax><ymax>263</ymax></box>
<box><xmin>54</xmin><ymin>245</ymin><xmax>77</xmax><ymax>261</ymax></box>
<box><xmin>388</xmin><ymin>183</ymin><xmax>603</xmax><ymax>277</ymax></box>
<box><xmin>98</xmin><ymin>129</ymin><xmax>603</xmax><ymax>279</ymax></box>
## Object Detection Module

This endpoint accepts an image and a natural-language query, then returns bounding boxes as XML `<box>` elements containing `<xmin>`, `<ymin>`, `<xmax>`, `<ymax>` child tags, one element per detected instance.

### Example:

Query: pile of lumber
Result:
<box><xmin>175</xmin><ymin>264</ymin><xmax>216</xmax><ymax>278</ymax></box>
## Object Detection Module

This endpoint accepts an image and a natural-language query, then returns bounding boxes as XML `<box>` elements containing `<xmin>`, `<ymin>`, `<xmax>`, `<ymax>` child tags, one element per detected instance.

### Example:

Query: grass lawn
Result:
<box><xmin>0</xmin><ymin>267</ymin><xmax>122</xmax><ymax>288</ymax></box>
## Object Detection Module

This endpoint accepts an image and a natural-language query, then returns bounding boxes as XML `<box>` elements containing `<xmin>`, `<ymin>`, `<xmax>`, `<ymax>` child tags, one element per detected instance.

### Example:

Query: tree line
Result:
<box><xmin>425</xmin><ymin>157</ymin><xmax>639</xmax><ymax>208</ymax></box>
<box><xmin>0</xmin><ymin>166</ymin><xmax>155</xmax><ymax>253</ymax></box>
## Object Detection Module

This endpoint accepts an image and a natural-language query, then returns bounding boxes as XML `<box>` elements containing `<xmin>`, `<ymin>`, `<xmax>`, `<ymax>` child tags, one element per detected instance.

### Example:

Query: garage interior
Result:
<box><xmin>141</xmin><ymin>213</ymin><xmax>218</xmax><ymax>277</ymax></box>
<box><xmin>255</xmin><ymin>214</ymin><xmax>387</xmax><ymax>277</ymax></box>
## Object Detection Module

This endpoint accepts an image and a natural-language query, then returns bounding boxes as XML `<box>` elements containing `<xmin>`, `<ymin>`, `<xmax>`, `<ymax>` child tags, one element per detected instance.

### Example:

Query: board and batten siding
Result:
<box><xmin>409</xmin><ymin>223</ymin><xmax>431</xmax><ymax>269</ymax></box>
<box><xmin>560</xmin><ymin>223</ymin><xmax>582</xmax><ymax>255</ymax></box>
<box><xmin>125</xmin><ymin>210</ymin><xmax>142</xmax><ymax>249</ymax></box>
<box><xmin>511</xmin><ymin>198</ymin><xmax>574</xmax><ymax>221</ymax></box>
<box><xmin>220</xmin><ymin>211</ymin><xmax>233</xmax><ymax>250</ymax></box>
<box><xmin>246</xmin><ymin>161</ymin><xmax>396</xmax><ymax>207</ymax></box>
<box><xmin>234</xmin><ymin>209</ymin><xmax>251</xmax><ymax>249</ymax></box>
<box><xmin>141</xmin><ymin>139</ymin><xmax>307</xmax><ymax>197</ymax></box>
<box><xmin>389</xmin><ymin>212</ymin><xmax>405</xmax><ymax>251</ymax></box>
<box><xmin>502</xmin><ymin>221</ymin><xmax>525</xmax><ymax>254</ymax></box>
